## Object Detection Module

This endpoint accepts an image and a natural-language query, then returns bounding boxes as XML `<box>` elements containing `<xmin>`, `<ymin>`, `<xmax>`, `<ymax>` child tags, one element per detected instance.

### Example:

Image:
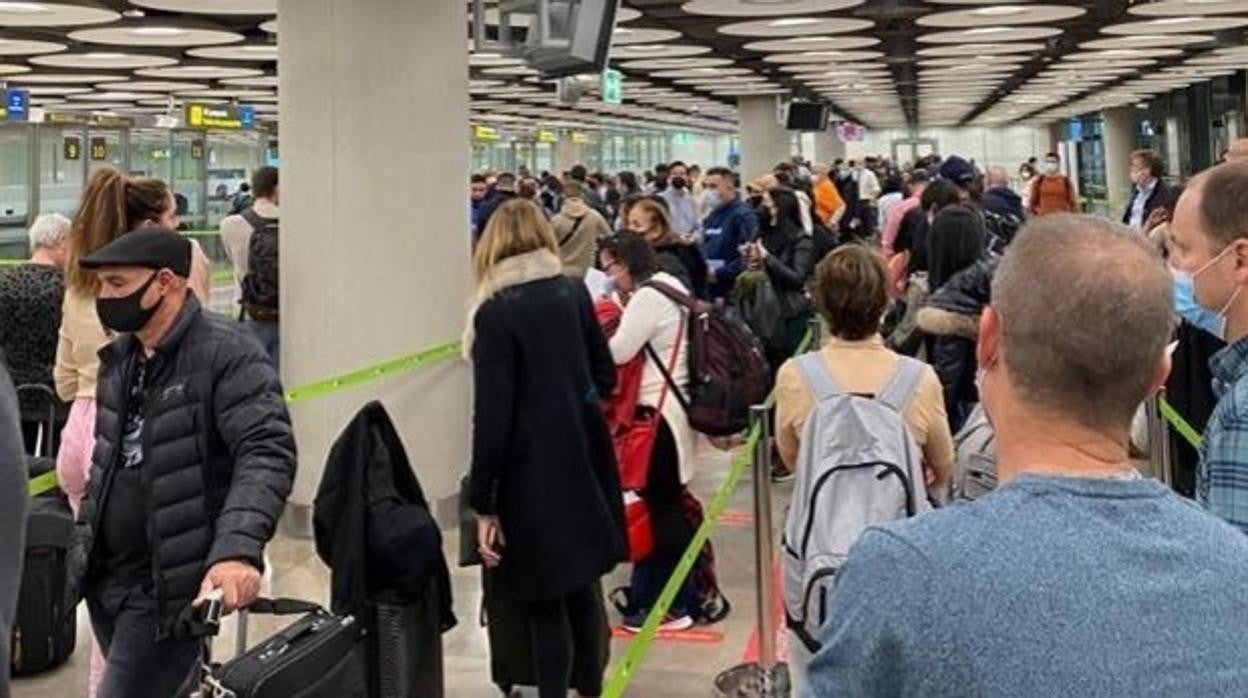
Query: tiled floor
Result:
<box><xmin>12</xmin><ymin>449</ymin><xmax>792</xmax><ymax>697</ymax></box>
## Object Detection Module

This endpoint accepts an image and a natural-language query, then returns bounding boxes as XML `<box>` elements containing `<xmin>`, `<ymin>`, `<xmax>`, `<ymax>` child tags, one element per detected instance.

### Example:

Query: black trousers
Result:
<box><xmin>526</xmin><ymin>585</ymin><xmax>609</xmax><ymax>698</ymax></box>
<box><xmin>633</xmin><ymin>419</ymin><xmax>696</xmax><ymax>613</ymax></box>
<box><xmin>87</xmin><ymin>580</ymin><xmax>201</xmax><ymax>698</ymax></box>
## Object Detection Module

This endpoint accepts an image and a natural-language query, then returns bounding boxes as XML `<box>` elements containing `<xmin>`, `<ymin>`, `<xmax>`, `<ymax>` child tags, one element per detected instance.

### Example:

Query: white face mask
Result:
<box><xmin>1043</xmin><ymin>161</ymin><xmax>1059</xmax><ymax>174</ymax></box>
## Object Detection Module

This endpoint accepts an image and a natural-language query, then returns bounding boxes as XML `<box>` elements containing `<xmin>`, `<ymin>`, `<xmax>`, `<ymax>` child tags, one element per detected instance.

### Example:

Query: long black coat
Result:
<box><xmin>469</xmin><ymin>276</ymin><xmax>626</xmax><ymax>602</ymax></box>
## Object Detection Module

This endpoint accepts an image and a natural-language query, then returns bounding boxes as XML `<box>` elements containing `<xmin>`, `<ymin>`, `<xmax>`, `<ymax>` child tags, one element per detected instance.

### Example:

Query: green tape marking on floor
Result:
<box><xmin>28</xmin><ymin>470</ymin><xmax>58</xmax><ymax>498</ymax></box>
<box><xmin>603</xmin><ymin>426</ymin><xmax>761</xmax><ymax>698</ymax></box>
<box><xmin>282</xmin><ymin>340</ymin><xmax>462</xmax><ymax>404</ymax></box>
<box><xmin>1159</xmin><ymin>397</ymin><xmax>1203</xmax><ymax>450</ymax></box>
<box><xmin>602</xmin><ymin>329</ymin><xmax>814</xmax><ymax>698</ymax></box>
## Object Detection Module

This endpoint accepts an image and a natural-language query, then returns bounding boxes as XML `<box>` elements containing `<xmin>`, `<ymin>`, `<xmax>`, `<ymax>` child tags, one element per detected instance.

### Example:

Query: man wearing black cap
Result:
<box><xmin>66</xmin><ymin>229</ymin><xmax>295</xmax><ymax>698</ymax></box>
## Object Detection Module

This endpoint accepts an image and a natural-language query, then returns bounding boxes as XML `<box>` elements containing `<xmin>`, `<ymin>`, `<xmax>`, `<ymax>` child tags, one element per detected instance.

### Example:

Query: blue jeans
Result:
<box><xmin>244</xmin><ymin>319</ymin><xmax>280</xmax><ymax>374</ymax></box>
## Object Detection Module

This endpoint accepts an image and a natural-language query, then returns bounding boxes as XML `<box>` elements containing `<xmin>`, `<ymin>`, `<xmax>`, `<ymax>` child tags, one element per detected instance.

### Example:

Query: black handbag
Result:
<box><xmin>200</xmin><ymin>598</ymin><xmax>367</xmax><ymax>698</ymax></box>
<box><xmin>458</xmin><ymin>475</ymin><xmax>482</xmax><ymax>567</ymax></box>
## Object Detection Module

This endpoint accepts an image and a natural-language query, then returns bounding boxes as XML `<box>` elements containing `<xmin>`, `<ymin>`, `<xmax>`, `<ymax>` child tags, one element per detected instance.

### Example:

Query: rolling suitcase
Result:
<box><xmin>10</xmin><ymin>387</ymin><xmax>77</xmax><ymax>677</ymax></box>
<box><xmin>196</xmin><ymin>596</ymin><xmax>368</xmax><ymax>698</ymax></box>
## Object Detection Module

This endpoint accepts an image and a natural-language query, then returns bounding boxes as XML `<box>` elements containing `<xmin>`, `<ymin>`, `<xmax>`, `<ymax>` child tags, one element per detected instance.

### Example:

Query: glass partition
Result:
<box><xmin>0</xmin><ymin>125</ymin><xmax>31</xmax><ymax>224</ymax></box>
<box><xmin>172</xmin><ymin>130</ymin><xmax>207</xmax><ymax>229</ymax></box>
<box><xmin>129</xmin><ymin>129</ymin><xmax>173</xmax><ymax>181</ymax></box>
<box><xmin>206</xmin><ymin>131</ymin><xmax>264</xmax><ymax>228</ymax></box>
<box><xmin>39</xmin><ymin>126</ymin><xmax>86</xmax><ymax>218</ymax></box>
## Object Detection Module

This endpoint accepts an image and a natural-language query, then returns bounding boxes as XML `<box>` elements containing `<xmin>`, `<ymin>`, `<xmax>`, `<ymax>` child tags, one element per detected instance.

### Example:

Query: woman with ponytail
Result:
<box><xmin>53</xmin><ymin>167</ymin><xmax>208</xmax><ymax>698</ymax></box>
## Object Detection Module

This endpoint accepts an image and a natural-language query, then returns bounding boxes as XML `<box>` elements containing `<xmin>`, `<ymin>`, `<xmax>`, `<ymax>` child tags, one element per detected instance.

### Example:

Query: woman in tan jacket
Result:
<box><xmin>54</xmin><ymin>167</ymin><xmax>208</xmax><ymax>698</ymax></box>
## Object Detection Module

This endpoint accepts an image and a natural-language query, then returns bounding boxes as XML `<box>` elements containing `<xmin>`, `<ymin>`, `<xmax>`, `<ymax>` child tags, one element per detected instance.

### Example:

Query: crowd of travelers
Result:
<box><xmin>3</xmin><ymin>140</ymin><xmax>1248</xmax><ymax>698</ymax></box>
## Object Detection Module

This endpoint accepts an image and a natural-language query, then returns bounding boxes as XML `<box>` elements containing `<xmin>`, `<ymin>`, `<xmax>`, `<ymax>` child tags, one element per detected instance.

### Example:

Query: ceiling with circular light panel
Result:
<box><xmin>4</xmin><ymin>1</ymin><xmax>1248</xmax><ymax>135</ymax></box>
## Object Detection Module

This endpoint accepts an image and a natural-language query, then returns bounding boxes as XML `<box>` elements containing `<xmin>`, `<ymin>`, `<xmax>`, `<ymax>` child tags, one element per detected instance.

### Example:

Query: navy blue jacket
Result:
<box><xmin>702</xmin><ymin>197</ymin><xmax>759</xmax><ymax>298</ymax></box>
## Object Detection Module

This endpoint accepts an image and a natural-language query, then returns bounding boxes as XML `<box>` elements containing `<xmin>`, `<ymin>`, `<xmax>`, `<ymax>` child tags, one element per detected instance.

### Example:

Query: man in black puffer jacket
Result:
<box><xmin>66</xmin><ymin>230</ymin><xmax>295</xmax><ymax>698</ymax></box>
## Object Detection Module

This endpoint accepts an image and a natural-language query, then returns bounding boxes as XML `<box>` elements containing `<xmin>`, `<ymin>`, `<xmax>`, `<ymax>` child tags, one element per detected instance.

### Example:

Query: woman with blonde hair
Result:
<box><xmin>626</xmin><ymin>196</ymin><xmax>708</xmax><ymax>298</ymax></box>
<box><xmin>464</xmin><ymin>198</ymin><xmax>625</xmax><ymax>698</ymax></box>
<box><xmin>54</xmin><ymin>167</ymin><xmax>209</xmax><ymax>697</ymax></box>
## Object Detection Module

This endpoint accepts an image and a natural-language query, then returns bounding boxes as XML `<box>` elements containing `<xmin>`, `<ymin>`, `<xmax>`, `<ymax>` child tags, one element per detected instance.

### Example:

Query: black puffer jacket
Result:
<box><xmin>917</xmin><ymin>255</ymin><xmax>1001</xmax><ymax>430</ymax></box>
<box><xmin>68</xmin><ymin>295</ymin><xmax>295</xmax><ymax>636</ymax></box>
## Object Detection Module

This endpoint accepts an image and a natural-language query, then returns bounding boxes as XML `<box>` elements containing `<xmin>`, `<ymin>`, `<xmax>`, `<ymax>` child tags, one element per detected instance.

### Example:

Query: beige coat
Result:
<box><xmin>551</xmin><ymin>199</ymin><xmax>611</xmax><ymax>278</ymax></box>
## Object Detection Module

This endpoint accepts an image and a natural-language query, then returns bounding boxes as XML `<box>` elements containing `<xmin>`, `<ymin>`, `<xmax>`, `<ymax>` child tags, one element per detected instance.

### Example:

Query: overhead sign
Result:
<box><xmin>4</xmin><ymin>89</ymin><xmax>28</xmax><ymax>122</ymax></box>
<box><xmin>63</xmin><ymin>137</ymin><xmax>81</xmax><ymax>161</ymax></box>
<box><xmin>186</xmin><ymin>102</ymin><xmax>254</xmax><ymax>130</ymax></box>
<box><xmin>537</xmin><ymin>129</ymin><xmax>557</xmax><ymax>143</ymax></box>
<box><xmin>44</xmin><ymin>111</ymin><xmax>132</xmax><ymax>127</ymax></box>
<box><xmin>601</xmin><ymin>68</ymin><xmax>623</xmax><ymax>105</ymax></box>
<box><xmin>570</xmin><ymin>131</ymin><xmax>589</xmax><ymax>145</ymax></box>
<box><xmin>89</xmin><ymin>137</ymin><xmax>108</xmax><ymax>161</ymax></box>
<box><xmin>836</xmin><ymin>121</ymin><xmax>865</xmax><ymax>143</ymax></box>
<box><xmin>473</xmin><ymin>124</ymin><xmax>499</xmax><ymax>141</ymax></box>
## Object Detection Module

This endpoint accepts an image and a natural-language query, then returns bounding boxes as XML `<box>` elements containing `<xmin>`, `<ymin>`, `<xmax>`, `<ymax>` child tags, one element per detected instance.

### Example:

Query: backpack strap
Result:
<box><xmin>240</xmin><ymin>206</ymin><xmax>278</xmax><ymax>232</ymax></box>
<box><xmin>795</xmin><ymin>353</ymin><xmax>841</xmax><ymax>402</ymax></box>
<box><xmin>876</xmin><ymin>357</ymin><xmax>924</xmax><ymax>413</ymax></box>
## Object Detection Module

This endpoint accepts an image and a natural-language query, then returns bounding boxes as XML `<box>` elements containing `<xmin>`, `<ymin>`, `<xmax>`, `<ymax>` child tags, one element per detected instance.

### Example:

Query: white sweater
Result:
<box><xmin>609</xmin><ymin>272</ymin><xmax>699</xmax><ymax>483</ymax></box>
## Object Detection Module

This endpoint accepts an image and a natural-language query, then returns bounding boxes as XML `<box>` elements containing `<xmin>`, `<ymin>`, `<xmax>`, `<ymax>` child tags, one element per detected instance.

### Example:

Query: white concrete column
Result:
<box><xmin>813</xmin><ymin>129</ymin><xmax>846</xmax><ymax>165</ymax></box>
<box><xmin>279</xmin><ymin>0</ymin><xmax>472</xmax><ymax>511</ymax></box>
<box><xmin>553</xmin><ymin>139</ymin><xmax>582</xmax><ymax>174</ymax></box>
<box><xmin>1102</xmin><ymin>106</ymin><xmax>1137</xmax><ymax>218</ymax></box>
<box><xmin>738</xmin><ymin>96</ymin><xmax>792</xmax><ymax>181</ymax></box>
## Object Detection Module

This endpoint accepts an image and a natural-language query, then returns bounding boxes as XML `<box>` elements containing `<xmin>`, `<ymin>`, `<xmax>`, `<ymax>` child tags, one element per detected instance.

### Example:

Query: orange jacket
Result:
<box><xmin>814</xmin><ymin>177</ymin><xmax>845</xmax><ymax>226</ymax></box>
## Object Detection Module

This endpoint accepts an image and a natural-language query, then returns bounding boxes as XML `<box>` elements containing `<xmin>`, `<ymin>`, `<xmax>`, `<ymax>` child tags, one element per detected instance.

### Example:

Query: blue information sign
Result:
<box><xmin>5</xmin><ymin>89</ymin><xmax>29</xmax><ymax>122</ymax></box>
<box><xmin>239</xmin><ymin>105</ymin><xmax>255</xmax><ymax>129</ymax></box>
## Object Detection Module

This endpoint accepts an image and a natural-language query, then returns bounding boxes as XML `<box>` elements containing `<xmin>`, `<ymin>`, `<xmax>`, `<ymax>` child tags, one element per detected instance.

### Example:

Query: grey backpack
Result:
<box><xmin>951</xmin><ymin>404</ymin><xmax>998</xmax><ymax>501</ymax></box>
<box><xmin>782</xmin><ymin>353</ymin><xmax>931</xmax><ymax>652</ymax></box>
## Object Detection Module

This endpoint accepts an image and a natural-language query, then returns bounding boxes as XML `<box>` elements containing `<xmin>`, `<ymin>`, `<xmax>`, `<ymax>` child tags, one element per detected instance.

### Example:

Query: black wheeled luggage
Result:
<box><xmin>10</xmin><ymin>402</ymin><xmax>76</xmax><ymax>677</ymax></box>
<box><xmin>198</xmin><ymin>598</ymin><xmax>368</xmax><ymax>698</ymax></box>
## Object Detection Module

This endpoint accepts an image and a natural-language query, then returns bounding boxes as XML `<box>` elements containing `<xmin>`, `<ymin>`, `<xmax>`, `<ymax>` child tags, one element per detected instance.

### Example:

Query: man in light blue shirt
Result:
<box><xmin>1168</xmin><ymin>161</ymin><xmax>1248</xmax><ymax>533</ymax></box>
<box><xmin>806</xmin><ymin>214</ymin><xmax>1248</xmax><ymax>697</ymax></box>
<box><xmin>1122</xmin><ymin>149</ymin><xmax>1173</xmax><ymax>230</ymax></box>
<box><xmin>659</xmin><ymin>160</ymin><xmax>700</xmax><ymax>238</ymax></box>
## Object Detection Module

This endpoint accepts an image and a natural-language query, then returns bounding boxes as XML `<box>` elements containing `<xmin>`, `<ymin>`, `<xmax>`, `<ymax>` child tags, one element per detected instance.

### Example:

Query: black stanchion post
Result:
<box><xmin>714</xmin><ymin>405</ymin><xmax>790</xmax><ymax>697</ymax></box>
<box><xmin>1145</xmin><ymin>393</ymin><xmax>1173</xmax><ymax>486</ymax></box>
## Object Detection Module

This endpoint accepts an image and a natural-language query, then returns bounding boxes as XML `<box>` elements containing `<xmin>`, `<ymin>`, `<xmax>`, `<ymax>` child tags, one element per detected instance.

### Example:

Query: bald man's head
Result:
<box><xmin>984</xmin><ymin>166</ymin><xmax>1010</xmax><ymax>189</ymax></box>
<box><xmin>987</xmin><ymin>214</ymin><xmax>1174</xmax><ymax>431</ymax></box>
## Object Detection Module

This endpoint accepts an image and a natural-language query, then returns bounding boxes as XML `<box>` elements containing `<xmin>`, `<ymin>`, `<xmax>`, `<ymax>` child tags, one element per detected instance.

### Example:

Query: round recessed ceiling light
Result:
<box><xmin>69</xmin><ymin>23</ymin><xmax>245</xmax><ymax>47</ymax></box>
<box><xmin>259</xmin><ymin>18</ymin><xmax>276</xmax><ymax>33</ymax></box>
<box><xmin>102</xmin><ymin>79</ymin><xmax>208</xmax><ymax>91</ymax></box>
<box><xmin>130</xmin><ymin>0</ymin><xmax>275</xmax><ymax>14</ymax></box>
<box><xmin>1129</xmin><ymin>0</ymin><xmax>1248</xmax><ymax>17</ymax></box>
<box><xmin>619</xmin><ymin>57</ymin><xmax>734</xmax><ymax>70</ymax></box>
<box><xmin>10</xmin><ymin>71</ymin><xmax>129</xmax><ymax>84</ymax></box>
<box><xmin>762</xmin><ymin>49</ymin><xmax>885</xmax><ymax>64</ymax></box>
<box><xmin>67</xmin><ymin>90</ymin><xmax>151</xmax><ymax>101</ymax></box>
<box><xmin>616</xmin><ymin>7</ymin><xmax>642</xmax><ymax>22</ymax></box>
<box><xmin>25</xmin><ymin>85</ymin><xmax>90</xmax><ymax>95</ymax></box>
<box><xmin>744</xmin><ymin>35</ymin><xmax>880</xmax><ymax>52</ymax></box>
<box><xmin>611</xmin><ymin>27</ymin><xmax>681</xmax><ymax>45</ymax></box>
<box><xmin>1102</xmin><ymin>15</ymin><xmax>1248</xmax><ymax>35</ymax></box>
<box><xmin>136</xmin><ymin>64</ymin><xmax>263</xmax><ymax>79</ymax></box>
<box><xmin>918</xmin><ymin>25</ymin><xmax>1061</xmax><ymax>43</ymax></box>
<box><xmin>920</xmin><ymin>57</ymin><xmax>1024</xmax><ymax>69</ymax></box>
<box><xmin>611</xmin><ymin>43</ymin><xmax>711</xmax><ymax>59</ymax></box>
<box><xmin>1079</xmin><ymin>34</ymin><xmax>1213</xmax><ymax>50</ymax></box>
<box><xmin>916</xmin><ymin>41</ymin><xmax>1045</xmax><ymax>57</ymax></box>
<box><xmin>177</xmin><ymin>89</ymin><xmax>274</xmax><ymax>99</ymax></box>
<box><xmin>470</xmin><ymin>51</ymin><xmax>524</xmax><ymax>67</ymax></box>
<box><xmin>919</xmin><ymin>4</ymin><xmax>1084</xmax><ymax>28</ymax></box>
<box><xmin>0</xmin><ymin>1</ymin><xmax>119</xmax><ymax>27</ymax></box>
<box><xmin>30</xmin><ymin>51</ymin><xmax>177</xmax><ymax>69</ymax></box>
<box><xmin>0</xmin><ymin>37</ymin><xmax>66</xmax><ymax>55</ymax></box>
<box><xmin>1062</xmin><ymin>48</ymin><xmax>1183</xmax><ymax>61</ymax></box>
<box><xmin>219</xmin><ymin>75</ymin><xmax>277</xmax><ymax>88</ymax></box>
<box><xmin>717</xmin><ymin>15</ymin><xmax>873</xmax><ymax>37</ymax></box>
<box><xmin>682</xmin><ymin>0</ymin><xmax>862</xmax><ymax>16</ymax></box>
<box><xmin>188</xmin><ymin>43</ymin><xmax>276</xmax><ymax>61</ymax></box>
<box><xmin>655</xmin><ymin>66</ymin><xmax>754</xmax><ymax>79</ymax></box>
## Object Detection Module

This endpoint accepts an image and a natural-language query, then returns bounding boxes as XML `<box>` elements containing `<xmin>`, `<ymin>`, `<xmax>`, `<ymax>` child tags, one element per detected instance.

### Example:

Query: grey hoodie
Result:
<box><xmin>0</xmin><ymin>362</ymin><xmax>27</xmax><ymax>698</ymax></box>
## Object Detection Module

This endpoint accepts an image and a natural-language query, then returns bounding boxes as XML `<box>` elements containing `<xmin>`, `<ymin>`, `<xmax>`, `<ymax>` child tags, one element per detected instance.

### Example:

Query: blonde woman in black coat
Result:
<box><xmin>465</xmin><ymin>198</ymin><xmax>626</xmax><ymax>698</ymax></box>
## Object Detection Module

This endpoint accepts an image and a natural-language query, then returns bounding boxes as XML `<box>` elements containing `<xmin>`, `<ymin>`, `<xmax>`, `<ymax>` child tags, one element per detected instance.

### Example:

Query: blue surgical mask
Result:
<box><xmin>1171</xmin><ymin>265</ymin><xmax>1231</xmax><ymax>339</ymax></box>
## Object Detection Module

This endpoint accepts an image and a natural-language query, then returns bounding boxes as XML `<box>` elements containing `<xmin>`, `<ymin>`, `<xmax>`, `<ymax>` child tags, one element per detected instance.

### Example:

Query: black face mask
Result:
<box><xmin>671</xmin><ymin>176</ymin><xmax>687</xmax><ymax>190</ymax></box>
<box><xmin>97</xmin><ymin>272</ymin><xmax>163</xmax><ymax>334</ymax></box>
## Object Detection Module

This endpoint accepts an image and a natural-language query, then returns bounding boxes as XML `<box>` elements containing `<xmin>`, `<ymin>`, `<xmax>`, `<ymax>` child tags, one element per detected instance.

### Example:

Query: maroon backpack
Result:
<box><xmin>644</xmin><ymin>281</ymin><xmax>771</xmax><ymax>436</ymax></box>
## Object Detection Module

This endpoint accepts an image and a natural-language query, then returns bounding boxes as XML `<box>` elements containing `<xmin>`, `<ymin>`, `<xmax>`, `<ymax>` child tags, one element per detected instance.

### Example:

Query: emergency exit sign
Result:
<box><xmin>602</xmin><ymin>68</ymin><xmax>622</xmax><ymax>105</ymax></box>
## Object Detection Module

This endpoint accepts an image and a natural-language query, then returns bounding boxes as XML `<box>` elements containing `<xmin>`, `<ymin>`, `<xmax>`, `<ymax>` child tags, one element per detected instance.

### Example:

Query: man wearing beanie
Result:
<box><xmin>65</xmin><ymin>229</ymin><xmax>296</xmax><ymax>698</ymax></box>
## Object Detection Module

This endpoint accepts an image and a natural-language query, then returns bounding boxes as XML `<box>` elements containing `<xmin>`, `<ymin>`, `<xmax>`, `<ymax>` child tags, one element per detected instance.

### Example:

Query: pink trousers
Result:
<box><xmin>56</xmin><ymin>397</ymin><xmax>104</xmax><ymax>698</ymax></box>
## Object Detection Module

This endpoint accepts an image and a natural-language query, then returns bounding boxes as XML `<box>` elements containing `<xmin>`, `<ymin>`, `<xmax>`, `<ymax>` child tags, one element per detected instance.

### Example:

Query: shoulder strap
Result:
<box><xmin>876</xmin><ymin>357</ymin><xmax>924</xmax><ymax>412</ymax></box>
<box><xmin>558</xmin><ymin>215</ymin><xmax>585</xmax><ymax>247</ymax></box>
<box><xmin>240</xmin><ymin>207</ymin><xmax>277</xmax><ymax>232</ymax></box>
<box><xmin>795</xmin><ymin>353</ymin><xmax>840</xmax><ymax>402</ymax></box>
<box><xmin>645</xmin><ymin>279</ymin><xmax>697</xmax><ymax>310</ymax></box>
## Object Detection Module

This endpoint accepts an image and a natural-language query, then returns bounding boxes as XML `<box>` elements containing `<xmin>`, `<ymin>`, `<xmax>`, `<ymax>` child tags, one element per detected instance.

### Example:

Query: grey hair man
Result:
<box><xmin>805</xmin><ymin>214</ymin><xmax>1248</xmax><ymax>696</ymax></box>
<box><xmin>981</xmin><ymin>165</ymin><xmax>1025</xmax><ymax>221</ymax></box>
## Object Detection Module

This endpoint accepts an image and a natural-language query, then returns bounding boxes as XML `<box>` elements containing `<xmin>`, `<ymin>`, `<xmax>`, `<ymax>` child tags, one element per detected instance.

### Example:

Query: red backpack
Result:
<box><xmin>645</xmin><ymin>281</ymin><xmax>771</xmax><ymax>436</ymax></box>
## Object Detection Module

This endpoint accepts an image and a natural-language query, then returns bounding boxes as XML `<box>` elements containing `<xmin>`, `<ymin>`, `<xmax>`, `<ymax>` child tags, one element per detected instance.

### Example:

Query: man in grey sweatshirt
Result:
<box><xmin>806</xmin><ymin>215</ymin><xmax>1248</xmax><ymax>696</ymax></box>
<box><xmin>0</xmin><ymin>361</ymin><xmax>28</xmax><ymax>698</ymax></box>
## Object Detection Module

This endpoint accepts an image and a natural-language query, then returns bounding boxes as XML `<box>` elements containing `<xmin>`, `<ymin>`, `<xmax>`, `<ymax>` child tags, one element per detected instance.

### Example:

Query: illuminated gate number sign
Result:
<box><xmin>64</xmin><ymin>137</ymin><xmax>81</xmax><ymax>161</ymax></box>
<box><xmin>90</xmin><ymin>137</ymin><xmax>108</xmax><ymax>161</ymax></box>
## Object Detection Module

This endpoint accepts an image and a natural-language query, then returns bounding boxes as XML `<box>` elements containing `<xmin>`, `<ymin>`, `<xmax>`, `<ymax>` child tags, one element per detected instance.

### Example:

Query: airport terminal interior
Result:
<box><xmin>4</xmin><ymin>0</ymin><xmax>1248</xmax><ymax>696</ymax></box>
